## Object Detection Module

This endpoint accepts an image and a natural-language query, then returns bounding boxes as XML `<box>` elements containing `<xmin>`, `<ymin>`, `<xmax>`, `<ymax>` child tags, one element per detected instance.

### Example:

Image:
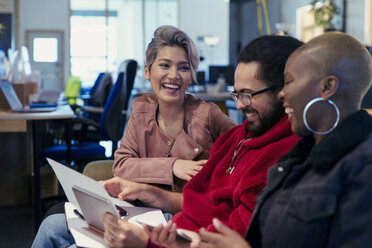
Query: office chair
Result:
<box><xmin>105</xmin><ymin>59</ymin><xmax>138</xmax><ymax>154</ymax></box>
<box><xmin>78</xmin><ymin>60</ymin><xmax>137</xmax><ymax>147</ymax></box>
<box><xmin>87</xmin><ymin>72</ymin><xmax>113</xmax><ymax>107</ymax></box>
<box><xmin>81</xmin><ymin>60</ymin><xmax>139</xmax><ymax>181</ymax></box>
<box><xmin>39</xmin><ymin>72</ymin><xmax>131</xmax><ymax>216</ymax></box>
<box><xmin>41</xmin><ymin>65</ymin><xmax>137</xmax><ymax>170</ymax></box>
<box><xmin>88</xmin><ymin>72</ymin><xmax>105</xmax><ymax>101</ymax></box>
<box><xmin>78</xmin><ymin>73</ymin><xmax>114</xmax><ymax>140</ymax></box>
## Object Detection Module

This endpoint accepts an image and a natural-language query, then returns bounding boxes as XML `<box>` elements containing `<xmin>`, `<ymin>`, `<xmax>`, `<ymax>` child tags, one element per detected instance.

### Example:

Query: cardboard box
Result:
<box><xmin>0</xmin><ymin>81</ymin><xmax>38</xmax><ymax>109</ymax></box>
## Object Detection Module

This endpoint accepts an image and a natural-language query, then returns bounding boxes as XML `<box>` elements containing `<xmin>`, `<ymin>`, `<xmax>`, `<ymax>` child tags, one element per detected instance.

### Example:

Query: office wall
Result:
<box><xmin>0</xmin><ymin>0</ymin><xmax>13</xmax><ymax>56</ymax></box>
<box><xmin>179</xmin><ymin>0</ymin><xmax>229</xmax><ymax>72</ymax></box>
<box><xmin>229</xmin><ymin>0</ymin><xmax>281</xmax><ymax>64</ymax></box>
<box><xmin>346</xmin><ymin>0</ymin><xmax>365</xmax><ymax>42</ymax></box>
<box><xmin>16</xmin><ymin>0</ymin><xmax>229</xmax><ymax>85</ymax></box>
<box><xmin>231</xmin><ymin>0</ymin><xmax>368</xmax><ymax>60</ymax></box>
<box><xmin>280</xmin><ymin>0</ymin><xmax>366</xmax><ymax>43</ymax></box>
<box><xmin>0</xmin><ymin>0</ymin><xmax>13</xmax><ymax>12</ymax></box>
<box><xmin>280</xmin><ymin>0</ymin><xmax>310</xmax><ymax>29</ymax></box>
<box><xmin>18</xmin><ymin>0</ymin><xmax>70</xmax><ymax>88</ymax></box>
<box><xmin>14</xmin><ymin>0</ymin><xmax>368</xmax><ymax>89</ymax></box>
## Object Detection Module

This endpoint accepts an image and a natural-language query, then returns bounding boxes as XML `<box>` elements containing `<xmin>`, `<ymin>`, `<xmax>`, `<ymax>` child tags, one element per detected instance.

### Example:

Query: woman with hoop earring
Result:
<box><xmin>242</xmin><ymin>32</ymin><xmax>372</xmax><ymax>247</ymax></box>
<box><xmin>193</xmin><ymin>32</ymin><xmax>372</xmax><ymax>248</ymax></box>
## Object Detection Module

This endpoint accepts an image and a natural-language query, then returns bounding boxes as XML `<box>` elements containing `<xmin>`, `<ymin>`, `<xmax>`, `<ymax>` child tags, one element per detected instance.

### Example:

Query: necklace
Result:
<box><xmin>226</xmin><ymin>138</ymin><xmax>252</xmax><ymax>174</ymax></box>
<box><xmin>157</xmin><ymin>111</ymin><xmax>184</xmax><ymax>139</ymax></box>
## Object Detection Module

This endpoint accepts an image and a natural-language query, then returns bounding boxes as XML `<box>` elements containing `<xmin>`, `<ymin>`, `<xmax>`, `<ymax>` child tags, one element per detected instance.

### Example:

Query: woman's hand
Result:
<box><xmin>173</xmin><ymin>160</ymin><xmax>207</xmax><ymax>181</ymax></box>
<box><xmin>100</xmin><ymin>177</ymin><xmax>145</xmax><ymax>201</ymax></box>
<box><xmin>143</xmin><ymin>220</ymin><xmax>200</xmax><ymax>248</ymax></box>
<box><xmin>101</xmin><ymin>212</ymin><xmax>148</xmax><ymax>248</ymax></box>
<box><xmin>198</xmin><ymin>218</ymin><xmax>251</xmax><ymax>248</ymax></box>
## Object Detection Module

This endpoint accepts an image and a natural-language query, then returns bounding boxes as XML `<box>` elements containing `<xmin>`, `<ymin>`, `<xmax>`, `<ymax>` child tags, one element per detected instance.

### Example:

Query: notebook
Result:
<box><xmin>0</xmin><ymin>80</ymin><xmax>57</xmax><ymax>112</ymax></box>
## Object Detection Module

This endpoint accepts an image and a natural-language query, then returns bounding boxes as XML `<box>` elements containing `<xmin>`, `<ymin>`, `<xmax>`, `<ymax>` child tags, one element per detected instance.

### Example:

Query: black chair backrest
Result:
<box><xmin>100</xmin><ymin>72</ymin><xmax>126</xmax><ymax>141</ymax></box>
<box><xmin>90</xmin><ymin>73</ymin><xmax>113</xmax><ymax>107</ymax></box>
<box><xmin>119</xmin><ymin>59</ymin><xmax>138</xmax><ymax>111</ymax></box>
<box><xmin>99</xmin><ymin>60</ymin><xmax>137</xmax><ymax>142</ymax></box>
<box><xmin>89</xmin><ymin>72</ymin><xmax>105</xmax><ymax>98</ymax></box>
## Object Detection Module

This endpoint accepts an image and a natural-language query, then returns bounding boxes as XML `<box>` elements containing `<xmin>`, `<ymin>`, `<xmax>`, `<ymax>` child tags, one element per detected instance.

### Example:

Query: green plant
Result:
<box><xmin>310</xmin><ymin>0</ymin><xmax>337</xmax><ymax>29</ymax></box>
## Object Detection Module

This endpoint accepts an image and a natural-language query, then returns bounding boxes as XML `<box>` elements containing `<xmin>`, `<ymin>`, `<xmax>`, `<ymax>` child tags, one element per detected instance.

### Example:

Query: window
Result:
<box><xmin>70</xmin><ymin>0</ymin><xmax>178</xmax><ymax>89</ymax></box>
<box><xmin>33</xmin><ymin>38</ymin><xmax>58</xmax><ymax>63</ymax></box>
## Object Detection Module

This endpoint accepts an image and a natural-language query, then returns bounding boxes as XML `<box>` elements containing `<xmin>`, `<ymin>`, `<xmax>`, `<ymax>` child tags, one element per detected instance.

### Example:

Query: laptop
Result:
<box><xmin>0</xmin><ymin>80</ymin><xmax>57</xmax><ymax>112</ymax></box>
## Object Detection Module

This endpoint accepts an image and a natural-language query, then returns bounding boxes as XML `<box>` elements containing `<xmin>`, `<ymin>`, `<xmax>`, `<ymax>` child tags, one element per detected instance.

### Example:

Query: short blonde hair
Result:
<box><xmin>145</xmin><ymin>25</ymin><xmax>199</xmax><ymax>82</ymax></box>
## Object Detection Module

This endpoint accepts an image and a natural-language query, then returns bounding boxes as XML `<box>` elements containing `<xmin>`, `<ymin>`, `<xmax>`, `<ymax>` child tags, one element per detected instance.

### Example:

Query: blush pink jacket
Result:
<box><xmin>113</xmin><ymin>94</ymin><xmax>236</xmax><ymax>191</ymax></box>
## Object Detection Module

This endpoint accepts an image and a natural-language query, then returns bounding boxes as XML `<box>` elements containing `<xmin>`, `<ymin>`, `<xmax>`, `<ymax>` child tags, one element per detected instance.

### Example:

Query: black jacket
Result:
<box><xmin>246</xmin><ymin>110</ymin><xmax>372</xmax><ymax>248</ymax></box>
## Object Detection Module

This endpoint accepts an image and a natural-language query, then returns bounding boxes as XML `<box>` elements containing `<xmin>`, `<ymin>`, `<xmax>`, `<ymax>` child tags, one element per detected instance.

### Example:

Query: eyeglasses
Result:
<box><xmin>231</xmin><ymin>86</ymin><xmax>275</xmax><ymax>106</ymax></box>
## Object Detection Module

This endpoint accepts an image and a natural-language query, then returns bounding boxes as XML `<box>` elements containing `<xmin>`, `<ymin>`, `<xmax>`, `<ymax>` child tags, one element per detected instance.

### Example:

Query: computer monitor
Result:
<box><xmin>196</xmin><ymin>71</ymin><xmax>206</xmax><ymax>85</ymax></box>
<box><xmin>208</xmin><ymin>65</ymin><xmax>235</xmax><ymax>86</ymax></box>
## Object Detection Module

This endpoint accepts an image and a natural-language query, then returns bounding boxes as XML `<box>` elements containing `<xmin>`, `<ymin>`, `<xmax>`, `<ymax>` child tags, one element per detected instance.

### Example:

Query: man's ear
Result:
<box><xmin>320</xmin><ymin>76</ymin><xmax>339</xmax><ymax>100</ymax></box>
<box><xmin>144</xmin><ymin>64</ymin><xmax>150</xmax><ymax>80</ymax></box>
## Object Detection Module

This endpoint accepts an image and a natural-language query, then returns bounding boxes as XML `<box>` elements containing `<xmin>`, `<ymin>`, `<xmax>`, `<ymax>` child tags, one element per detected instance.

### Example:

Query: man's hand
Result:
<box><xmin>100</xmin><ymin>177</ymin><xmax>145</xmax><ymax>201</ymax></box>
<box><xmin>101</xmin><ymin>176</ymin><xmax>183</xmax><ymax>213</ymax></box>
<box><xmin>198</xmin><ymin>218</ymin><xmax>251</xmax><ymax>248</ymax></box>
<box><xmin>143</xmin><ymin>220</ymin><xmax>200</xmax><ymax>248</ymax></box>
<box><xmin>101</xmin><ymin>212</ymin><xmax>148</xmax><ymax>248</ymax></box>
<box><xmin>173</xmin><ymin>160</ymin><xmax>207</xmax><ymax>181</ymax></box>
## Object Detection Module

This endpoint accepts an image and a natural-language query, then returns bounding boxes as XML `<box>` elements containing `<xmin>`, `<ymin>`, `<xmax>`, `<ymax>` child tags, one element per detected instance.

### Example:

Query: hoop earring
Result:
<box><xmin>303</xmin><ymin>97</ymin><xmax>340</xmax><ymax>135</ymax></box>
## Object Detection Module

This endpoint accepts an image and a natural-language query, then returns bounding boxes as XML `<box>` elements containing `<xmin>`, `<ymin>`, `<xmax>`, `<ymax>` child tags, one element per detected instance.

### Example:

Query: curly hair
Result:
<box><xmin>238</xmin><ymin>35</ymin><xmax>303</xmax><ymax>89</ymax></box>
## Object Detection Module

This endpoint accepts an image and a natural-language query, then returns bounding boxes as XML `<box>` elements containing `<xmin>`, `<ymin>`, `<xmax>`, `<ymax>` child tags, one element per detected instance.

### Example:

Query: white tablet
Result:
<box><xmin>72</xmin><ymin>185</ymin><xmax>121</xmax><ymax>233</ymax></box>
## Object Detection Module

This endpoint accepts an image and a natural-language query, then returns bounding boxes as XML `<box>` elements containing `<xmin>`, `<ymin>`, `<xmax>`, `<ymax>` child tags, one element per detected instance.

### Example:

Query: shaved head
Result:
<box><xmin>294</xmin><ymin>32</ymin><xmax>372</xmax><ymax>108</ymax></box>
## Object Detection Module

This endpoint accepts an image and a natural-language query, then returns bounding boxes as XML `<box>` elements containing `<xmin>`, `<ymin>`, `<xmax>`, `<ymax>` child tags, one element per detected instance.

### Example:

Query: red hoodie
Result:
<box><xmin>147</xmin><ymin>116</ymin><xmax>299</xmax><ymax>247</ymax></box>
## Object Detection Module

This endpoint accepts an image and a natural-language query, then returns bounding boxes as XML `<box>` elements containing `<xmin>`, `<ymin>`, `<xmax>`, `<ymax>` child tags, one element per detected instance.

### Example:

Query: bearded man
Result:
<box><xmin>32</xmin><ymin>35</ymin><xmax>303</xmax><ymax>248</ymax></box>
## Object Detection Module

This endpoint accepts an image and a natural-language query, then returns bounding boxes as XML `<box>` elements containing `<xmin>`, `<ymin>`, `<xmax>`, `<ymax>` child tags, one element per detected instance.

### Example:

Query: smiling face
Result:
<box><xmin>278</xmin><ymin>51</ymin><xmax>324</xmax><ymax>137</ymax></box>
<box><xmin>234</xmin><ymin>62</ymin><xmax>285</xmax><ymax>136</ymax></box>
<box><xmin>145</xmin><ymin>46</ymin><xmax>192</xmax><ymax>106</ymax></box>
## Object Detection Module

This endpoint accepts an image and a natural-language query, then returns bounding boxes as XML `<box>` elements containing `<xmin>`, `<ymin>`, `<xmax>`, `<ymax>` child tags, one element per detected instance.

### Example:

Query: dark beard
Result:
<box><xmin>245</xmin><ymin>103</ymin><xmax>285</xmax><ymax>137</ymax></box>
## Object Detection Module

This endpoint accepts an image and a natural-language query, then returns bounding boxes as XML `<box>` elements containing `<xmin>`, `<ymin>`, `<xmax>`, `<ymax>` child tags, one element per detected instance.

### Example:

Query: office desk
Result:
<box><xmin>0</xmin><ymin>105</ymin><xmax>74</xmax><ymax>122</ymax></box>
<box><xmin>193</xmin><ymin>92</ymin><xmax>231</xmax><ymax>102</ymax></box>
<box><xmin>193</xmin><ymin>92</ymin><xmax>231</xmax><ymax>114</ymax></box>
<box><xmin>0</xmin><ymin>105</ymin><xmax>74</xmax><ymax>230</ymax></box>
